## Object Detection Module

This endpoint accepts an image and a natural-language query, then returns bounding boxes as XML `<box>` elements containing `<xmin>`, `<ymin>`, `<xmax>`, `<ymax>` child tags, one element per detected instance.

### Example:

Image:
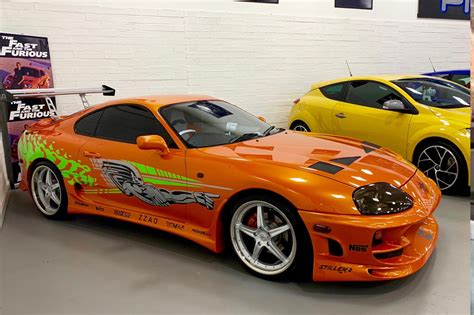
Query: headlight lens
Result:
<box><xmin>353</xmin><ymin>182</ymin><xmax>413</xmax><ymax>215</ymax></box>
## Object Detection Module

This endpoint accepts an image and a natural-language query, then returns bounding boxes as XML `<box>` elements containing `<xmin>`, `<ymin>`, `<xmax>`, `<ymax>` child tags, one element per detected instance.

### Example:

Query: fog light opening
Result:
<box><xmin>372</xmin><ymin>230</ymin><xmax>383</xmax><ymax>246</ymax></box>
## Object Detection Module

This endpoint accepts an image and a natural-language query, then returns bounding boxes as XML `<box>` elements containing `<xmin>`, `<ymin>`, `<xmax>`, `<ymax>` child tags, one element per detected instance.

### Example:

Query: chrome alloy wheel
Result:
<box><xmin>293</xmin><ymin>124</ymin><xmax>308</xmax><ymax>132</ymax></box>
<box><xmin>31</xmin><ymin>165</ymin><xmax>62</xmax><ymax>216</ymax></box>
<box><xmin>417</xmin><ymin>145</ymin><xmax>459</xmax><ymax>191</ymax></box>
<box><xmin>230</xmin><ymin>201</ymin><xmax>297</xmax><ymax>275</ymax></box>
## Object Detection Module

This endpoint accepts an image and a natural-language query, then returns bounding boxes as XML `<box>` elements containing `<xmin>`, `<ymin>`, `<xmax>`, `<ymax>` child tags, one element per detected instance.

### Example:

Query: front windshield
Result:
<box><xmin>393</xmin><ymin>78</ymin><xmax>470</xmax><ymax>108</ymax></box>
<box><xmin>160</xmin><ymin>100</ymin><xmax>282</xmax><ymax>148</ymax></box>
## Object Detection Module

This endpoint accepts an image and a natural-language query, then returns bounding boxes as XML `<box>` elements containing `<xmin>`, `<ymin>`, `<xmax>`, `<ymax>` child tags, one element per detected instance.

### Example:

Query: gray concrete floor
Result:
<box><xmin>0</xmin><ymin>190</ymin><xmax>470</xmax><ymax>315</ymax></box>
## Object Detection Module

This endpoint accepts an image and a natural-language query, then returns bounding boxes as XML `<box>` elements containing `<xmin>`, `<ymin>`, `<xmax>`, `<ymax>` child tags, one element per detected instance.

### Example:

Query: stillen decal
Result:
<box><xmin>94</xmin><ymin>159</ymin><xmax>220</xmax><ymax>210</ymax></box>
<box><xmin>319</xmin><ymin>265</ymin><xmax>352</xmax><ymax>274</ymax></box>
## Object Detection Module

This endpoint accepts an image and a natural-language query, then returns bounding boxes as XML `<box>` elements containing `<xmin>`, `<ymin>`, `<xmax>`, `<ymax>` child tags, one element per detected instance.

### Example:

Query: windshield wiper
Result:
<box><xmin>263</xmin><ymin>126</ymin><xmax>275</xmax><ymax>136</ymax></box>
<box><xmin>264</xmin><ymin>126</ymin><xmax>285</xmax><ymax>136</ymax></box>
<box><xmin>229</xmin><ymin>132</ymin><xmax>262</xmax><ymax>144</ymax></box>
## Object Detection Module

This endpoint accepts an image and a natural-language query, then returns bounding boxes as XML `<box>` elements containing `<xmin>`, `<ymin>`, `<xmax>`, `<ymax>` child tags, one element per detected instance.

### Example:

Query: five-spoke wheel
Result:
<box><xmin>31</xmin><ymin>161</ymin><xmax>68</xmax><ymax>219</ymax></box>
<box><xmin>228</xmin><ymin>195</ymin><xmax>310</xmax><ymax>280</ymax></box>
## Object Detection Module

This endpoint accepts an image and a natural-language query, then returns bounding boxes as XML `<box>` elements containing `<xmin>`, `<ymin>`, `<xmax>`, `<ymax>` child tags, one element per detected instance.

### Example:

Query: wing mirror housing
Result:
<box><xmin>137</xmin><ymin>135</ymin><xmax>170</xmax><ymax>155</ymax></box>
<box><xmin>382</xmin><ymin>100</ymin><xmax>406</xmax><ymax>112</ymax></box>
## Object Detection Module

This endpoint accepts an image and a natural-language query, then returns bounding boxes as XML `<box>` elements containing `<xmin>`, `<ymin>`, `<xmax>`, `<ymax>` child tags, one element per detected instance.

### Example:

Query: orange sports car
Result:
<box><xmin>3</xmin><ymin>65</ymin><xmax>50</xmax><ymax>89</ymax></box>
<box><xmin>18</xmin><ymin>95</ymin><xmax>440</xmax><ymax>282</ymax></box>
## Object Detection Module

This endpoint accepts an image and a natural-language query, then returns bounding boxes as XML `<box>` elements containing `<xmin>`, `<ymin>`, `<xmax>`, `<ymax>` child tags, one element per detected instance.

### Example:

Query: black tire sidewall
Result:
<box><xmin>415</xmin><ymin>141</ymin><xmax>467</xmax><ymax>194</ymax></box>
<box><xmin>30</xmin><ymin>160</ymin><xmax>69</xmax><ymax>219</ymax></box>
<box><xmin>291</xmin><ymin>121</ymin><xmax>310</xmax><ymax>132</ymax></box>
<box><xmin>225</xmin><ymin>193</ymin><xmax>312</xmax><ymax>281</ymax></box>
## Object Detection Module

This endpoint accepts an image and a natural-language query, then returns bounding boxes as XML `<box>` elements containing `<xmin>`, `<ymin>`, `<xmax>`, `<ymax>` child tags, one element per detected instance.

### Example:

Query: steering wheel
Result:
<box><xmin>179</xmin><ymin>129</ymin><xmax>197</xmax><ymax>137</ymax></box>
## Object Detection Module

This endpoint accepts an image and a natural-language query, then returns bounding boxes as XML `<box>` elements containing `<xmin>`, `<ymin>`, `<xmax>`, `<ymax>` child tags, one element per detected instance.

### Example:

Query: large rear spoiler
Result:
<box><xmin>2</xmin><ymin>85</ymin><xmax>115</xmax><ymax>120</ymax></box>
<box><xmin>0</xmin><ymin>85</ymin><xmax>115</xmax><ymax>189</ymax></box>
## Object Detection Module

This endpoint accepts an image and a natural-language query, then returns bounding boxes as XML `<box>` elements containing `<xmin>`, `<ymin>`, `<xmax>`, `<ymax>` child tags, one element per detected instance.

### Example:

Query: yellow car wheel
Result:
<box><xmin>290</xmin><ymin>121</ymin><xmax>310</xmax><ymax>132</ymax></box>
<box><xmin>414</xmin><ymin>141</ymin><xmax>467</xmax><ymax>194</ymax></box>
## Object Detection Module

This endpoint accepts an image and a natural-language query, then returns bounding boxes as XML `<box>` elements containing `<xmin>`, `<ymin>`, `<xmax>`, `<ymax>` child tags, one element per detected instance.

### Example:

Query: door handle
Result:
<box><xmin>335</xmin><ymin>113</ymin><xmax>346</xmax><ymax>119</ymax></box>
<box><xmin>82</xmin><ymin>151</ymin><xmax>102</xmax><ymax>158</ymax></box>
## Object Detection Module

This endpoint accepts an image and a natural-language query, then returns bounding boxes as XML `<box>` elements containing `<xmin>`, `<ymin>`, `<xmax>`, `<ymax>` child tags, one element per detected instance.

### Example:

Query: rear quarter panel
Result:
<box><xmin>289</xmin><ymin>89</ymin><xmax>337</xmax><ymax>133</ymax></box>
<box><xmin>18</xmin><ymin>118</ymin><xmax>92</xmax><ymax>191</ymax></box>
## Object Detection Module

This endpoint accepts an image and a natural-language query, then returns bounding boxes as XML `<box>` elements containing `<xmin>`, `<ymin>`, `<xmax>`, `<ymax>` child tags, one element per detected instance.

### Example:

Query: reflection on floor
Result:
<box><xmin>0</xmin><ymin>190</ymin><xmax>470</xmax><ymax>314</ymax></box>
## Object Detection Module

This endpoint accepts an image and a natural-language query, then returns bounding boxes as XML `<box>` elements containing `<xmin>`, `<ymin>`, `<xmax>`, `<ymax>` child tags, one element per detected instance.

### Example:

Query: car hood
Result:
<box><xmin>200</xmin><ymin>131</ymin><xmax>417</xmax><ymax>189</ymax></box>
<box><xmin>428</xmin><ymin>106</ymin><xmax>470</xmax><ymax>126</ymax></box>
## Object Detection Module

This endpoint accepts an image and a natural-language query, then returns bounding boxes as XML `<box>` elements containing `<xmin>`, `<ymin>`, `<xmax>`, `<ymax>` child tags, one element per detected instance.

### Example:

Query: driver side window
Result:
<box><xmin>75</xmin><ymin>104</ymin><xmax>176</xmax><ymax>148</ymax></box>
<box><xmin>345</xmin><ymin>81</ymin><xmax>405</xmax><ymax>109</ymax></box>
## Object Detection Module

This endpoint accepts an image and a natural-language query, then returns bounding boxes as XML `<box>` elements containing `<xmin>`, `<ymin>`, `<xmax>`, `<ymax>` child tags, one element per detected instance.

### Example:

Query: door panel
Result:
<box><xmin>332</xmin><ymin>102</ymin><xmax>412</xmax><ymax>157</ymax></box>
<box><xmin>331</xmin><ymin>81</ymin><xmax>413</xmax><ymax>157</ymax></box>
<box><xmin>79</xmin><ymin>138</ymin><xmax>188</xmax><ymax>221</ymax></box>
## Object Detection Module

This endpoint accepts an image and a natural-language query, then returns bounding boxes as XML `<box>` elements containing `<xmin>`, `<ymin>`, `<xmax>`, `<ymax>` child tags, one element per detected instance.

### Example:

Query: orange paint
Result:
<box><xmin>19</xmin><ymin>95</ymin><xmax>440</xmax><ymax>281</ymax></box>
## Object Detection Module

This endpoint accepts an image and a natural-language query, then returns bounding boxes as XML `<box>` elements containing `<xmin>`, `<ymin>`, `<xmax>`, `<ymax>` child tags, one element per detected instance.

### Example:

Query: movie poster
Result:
<box><xmin>0</xmin><ymin>33</ymin><xmax>55</xmax><ymax>183</ymax></box>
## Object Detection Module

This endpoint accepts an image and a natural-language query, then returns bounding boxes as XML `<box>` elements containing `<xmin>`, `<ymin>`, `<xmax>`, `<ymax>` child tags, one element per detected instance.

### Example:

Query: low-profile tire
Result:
<box><xmin>30</xmin><ymin>160</ymin><xmax>68</xmax><ymax>219</ymax></box>
<box><xmin>290</xmin><ymin>121</ymin><xmax>310</xmax><ymax>132</ymax></box>
<box><xmin>226</xmin><ymin>193</ymin><xmax>312</xmax><ymax>281</ymax></box>
<box><xmin>414</xmin><ymin>140</ymin><xmax>467</xmax><ymax>195</ymax></box>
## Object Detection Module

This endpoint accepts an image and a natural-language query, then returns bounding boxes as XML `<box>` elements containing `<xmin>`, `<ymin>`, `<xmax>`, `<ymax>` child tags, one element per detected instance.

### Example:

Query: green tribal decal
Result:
<box><xmin>18</xmin><ymin>134</ymin><xmax>97</xmax><ymax>186</ymax></box>
<box><xmin>128</xmin><ymin>161</ymin><xmax>199</xmax><ymax>187</ymax></box>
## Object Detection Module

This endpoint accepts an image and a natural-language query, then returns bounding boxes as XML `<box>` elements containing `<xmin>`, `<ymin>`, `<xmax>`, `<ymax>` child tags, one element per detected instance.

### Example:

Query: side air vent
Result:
<box><xmin>328</xmin><ymin>239</ymin><xmax>343</xmax><ymax>257</ymax></box>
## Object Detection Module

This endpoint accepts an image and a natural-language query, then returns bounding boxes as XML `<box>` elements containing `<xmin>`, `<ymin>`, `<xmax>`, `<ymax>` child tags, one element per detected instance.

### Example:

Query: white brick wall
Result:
<box><xmin>0</xmin><ymin>1</ymin><xmax>470</xmax><ymax>126</ymax></box>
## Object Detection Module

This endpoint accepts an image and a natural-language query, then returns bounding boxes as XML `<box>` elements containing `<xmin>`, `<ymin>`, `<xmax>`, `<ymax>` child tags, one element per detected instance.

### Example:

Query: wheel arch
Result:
<box><xmin>26</xmin><ymin>158</ymin><xmax>52</xmax><ymax>188</ymax></box>
<box><xmin>412</xmin><ymin>136</ymin><xmax>466</xmax><ymax>167</ymax></box>
<box><xmin>288</xmin><ymin>109</ymin><xmax>318</xmax><ymax>131</ymax></box>
<box><xmin>216</xmin><ymin>187</ymin><xmax>310</xmax><ymax>250</ymax></box>
<box><xmin>412</xmin><ymin>136</ymin><xmax>469</xmax><ymax>190</ymax></box>
<box><xmin>289</xmin><ymin>120</ymin><xmax>310</xmax><ymax>131</ymax></box>
<box><xmin>216</xmin><ymin>187</ymin><xmax>314</xmax><ymax>279</ymax></box>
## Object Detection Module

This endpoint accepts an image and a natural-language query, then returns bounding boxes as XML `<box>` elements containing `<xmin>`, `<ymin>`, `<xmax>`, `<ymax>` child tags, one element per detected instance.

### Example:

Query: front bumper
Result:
<box><xmin>299</xmin><ymin>171</ymin><xmax>440</xmax><ymax>282</ymax></box>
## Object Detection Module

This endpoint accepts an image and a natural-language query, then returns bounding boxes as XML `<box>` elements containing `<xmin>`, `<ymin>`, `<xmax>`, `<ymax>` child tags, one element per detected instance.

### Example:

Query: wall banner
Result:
<box><xmin>418</xmin><ymin>0</ymin><xmax>470</xmax><ymax>20</ymax></box>
<box><xmin>0</xmin><ymin>33</ymin><xmax>56</xmax><ymax>183</ymax></box>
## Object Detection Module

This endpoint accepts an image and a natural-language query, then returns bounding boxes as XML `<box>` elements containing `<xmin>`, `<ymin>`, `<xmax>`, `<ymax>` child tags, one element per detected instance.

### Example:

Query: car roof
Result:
<box><xmin>310</xmin><ymin>74</ymin><xmax>453</xmax><ymax>90</ymax></box>
<box><xmin>95</xmin><ymin>94</ymin><xmax>220</xmax><ymax>110</ymax></box>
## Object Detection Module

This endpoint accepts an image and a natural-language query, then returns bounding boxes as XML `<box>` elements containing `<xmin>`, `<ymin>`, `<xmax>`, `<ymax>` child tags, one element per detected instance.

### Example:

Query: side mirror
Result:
<box><xmin>137</xmin><ymin>135</ymin><xmax>170</xmax><ymax>155</ymax></box>
<box><xmin>257</xmin><ymin>116</ymin><xmax>267</xmax><ymax>123</ymax></box>
<box><xmin>382</xmin><ymin>100</ymin><xmax>406</xmax><ymax>112</ymax></box>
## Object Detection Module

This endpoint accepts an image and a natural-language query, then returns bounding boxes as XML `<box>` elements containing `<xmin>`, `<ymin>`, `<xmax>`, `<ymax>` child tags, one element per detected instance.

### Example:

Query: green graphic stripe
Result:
<box><xmin>18</xmin><ymin>134</ymin><xmax>97</xmax><ymax>186</ymax></box>
<box><xmin>129</xmin><ymin>161</ymin><xmax>199</xmax><ymax>183</ymax></box>
<box><xmin>143</xmin><ymin>177</ymin><xmax>199</xmax><ymax>188</ymax></box>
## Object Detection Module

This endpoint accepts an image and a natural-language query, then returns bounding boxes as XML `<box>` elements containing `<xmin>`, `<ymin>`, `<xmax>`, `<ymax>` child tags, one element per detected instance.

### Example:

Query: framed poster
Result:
<box><xmin>237</xmin><ymin>0</ymin><xmax>279</xmax><ymax>3</ymax></box>
<box><xmin>335</xmin><ymin>0</ymin><xmax>373</xmax><ymax>9</ymax></box>
<box><xmin>418</xmin><ymin>0</ymin><xmax>470</xmax><ymax>20</ymax></box>
<box><xmin>0</xmin><ymin>33</ymin><xmax>55</xmax><ymax>184</ymax></box>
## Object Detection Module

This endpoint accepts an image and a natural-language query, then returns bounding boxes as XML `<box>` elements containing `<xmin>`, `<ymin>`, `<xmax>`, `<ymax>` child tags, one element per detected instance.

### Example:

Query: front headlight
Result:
<box><xmin>352</xmin><ymin>182</ymin><xmax>413</xmax><ymax>215</ymax></box>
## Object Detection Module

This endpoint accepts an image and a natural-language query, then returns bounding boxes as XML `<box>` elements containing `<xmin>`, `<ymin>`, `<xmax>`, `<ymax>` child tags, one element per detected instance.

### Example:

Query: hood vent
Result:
<box><xmin>309</xmin><ymin>161</ymin><xmax>344</xmax><ymax>174</ymax></box>
<box><xmin>330</xmin><ymin>156</ymin><xmax>360</xmax><ymax>166</ymax></box>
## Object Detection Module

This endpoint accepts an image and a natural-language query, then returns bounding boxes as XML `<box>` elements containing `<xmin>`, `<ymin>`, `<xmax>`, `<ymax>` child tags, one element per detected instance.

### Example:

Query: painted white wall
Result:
<box><xmin>0</xmin><ymin>0</ymin><xmax>470</xmax><ymax>127</ymax></box>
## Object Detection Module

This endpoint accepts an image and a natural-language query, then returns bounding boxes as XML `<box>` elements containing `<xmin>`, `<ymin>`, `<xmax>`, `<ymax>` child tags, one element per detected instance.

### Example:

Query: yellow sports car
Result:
<box><xmin>288</xmin><ymin>75</ymin><xmax>470</xmax><ymax>193</ymax></box>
